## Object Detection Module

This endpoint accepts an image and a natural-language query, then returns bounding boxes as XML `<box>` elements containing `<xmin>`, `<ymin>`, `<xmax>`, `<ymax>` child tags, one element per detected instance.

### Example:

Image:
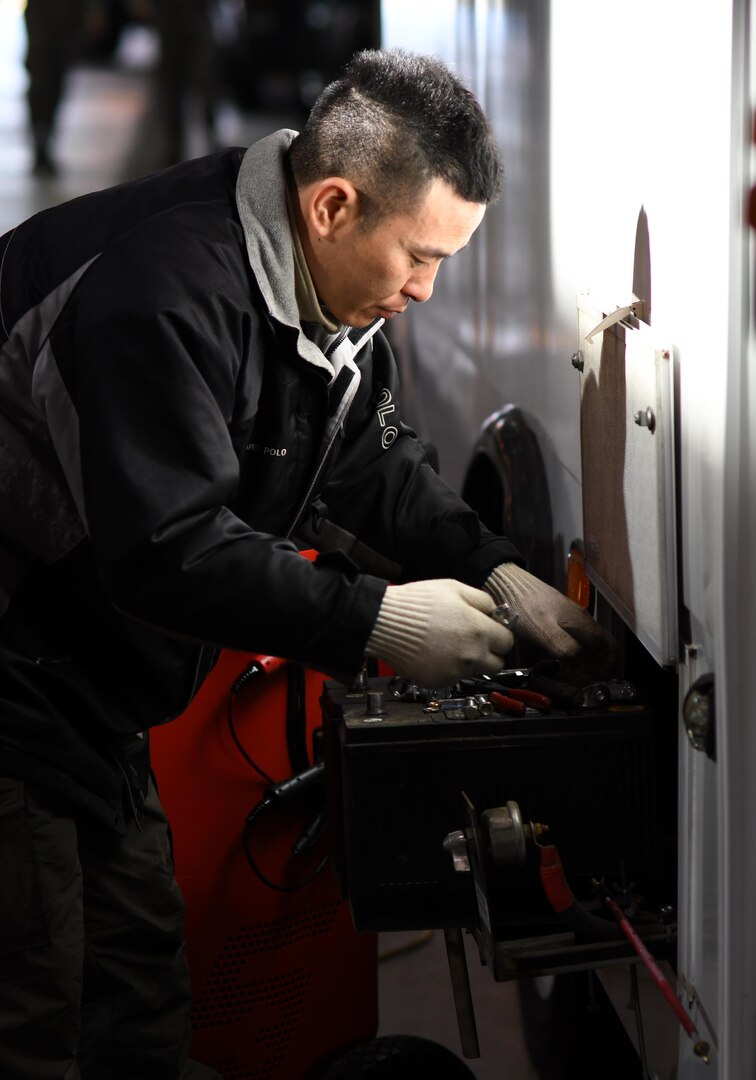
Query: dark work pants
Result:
<box><xmin>24</xmin><ymin>0</ymin><xmax>88</xmax><ymax>133</ymax></box>
<box><xmin>0</xmin><ymin>776</ymin><xmax>220</xmax><ymax>1080</ymax></box>
<box><xmin>152</xmin><ymin>0</ymin><xmax>218</xmax><ymax>164</ymax></box>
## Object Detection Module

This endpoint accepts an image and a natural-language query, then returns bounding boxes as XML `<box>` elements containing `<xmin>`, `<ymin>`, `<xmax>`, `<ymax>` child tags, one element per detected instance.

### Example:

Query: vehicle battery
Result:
<box><xmin>322</xmin><ymin>677</ymin><xmax>676</xmax><ymax>933</ymax></box>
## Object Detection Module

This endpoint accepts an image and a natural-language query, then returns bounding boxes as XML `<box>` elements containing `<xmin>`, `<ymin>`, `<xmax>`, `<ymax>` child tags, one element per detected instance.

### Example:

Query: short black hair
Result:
<box><xmin>288</xmin><ymin>48</ymin><xmax>503</xmax><ymax>224</ymax></box>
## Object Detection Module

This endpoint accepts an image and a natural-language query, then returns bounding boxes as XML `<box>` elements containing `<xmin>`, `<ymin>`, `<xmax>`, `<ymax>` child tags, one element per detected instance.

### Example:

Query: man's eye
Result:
<box><xmin>410</xmin><ymin>255</ymin><xmax>428</xmax><ymax>268</ymax></box>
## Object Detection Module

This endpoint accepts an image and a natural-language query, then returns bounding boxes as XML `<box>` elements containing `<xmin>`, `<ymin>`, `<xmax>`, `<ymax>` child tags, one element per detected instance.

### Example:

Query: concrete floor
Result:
<box><xmin>377</xmin><ymin>930</ymin><xmax>539</xmax><ymax>1079</ymax></box>
<box><xmin>0</xmin><ymin>9</ymin><xmax>539</xmax><ymax>1077</ymax></box>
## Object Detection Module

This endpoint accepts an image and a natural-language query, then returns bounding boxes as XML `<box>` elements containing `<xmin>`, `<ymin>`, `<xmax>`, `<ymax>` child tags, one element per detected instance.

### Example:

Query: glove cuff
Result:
<box><xmin>484</xmin><ymin>561</ymin><xmax>533</xmax><ymax>608</ymax></box>
<box><xmin>365</xmin><ymin>582</ymin><xmax>434</xmax><ymax>668</ymax></box>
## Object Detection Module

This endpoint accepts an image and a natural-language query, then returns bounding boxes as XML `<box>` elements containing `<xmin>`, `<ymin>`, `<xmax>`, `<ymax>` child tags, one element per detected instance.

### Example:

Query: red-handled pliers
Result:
<box><xmin>490</xmin><ymin>688</ymin><xmax>553</xmax><ymax>716</ymax></box>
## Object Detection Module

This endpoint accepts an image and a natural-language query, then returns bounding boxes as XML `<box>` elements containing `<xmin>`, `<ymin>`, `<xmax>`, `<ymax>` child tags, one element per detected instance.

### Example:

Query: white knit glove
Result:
<box><xmin>484</xmin><ymin>562</ymin><xmax>612</xmax><ymax>659</ymax></box>
<box><xmin>365</xmin><ymin>579</ymin><xmax>515</xmax><ymax>687</ymax></box>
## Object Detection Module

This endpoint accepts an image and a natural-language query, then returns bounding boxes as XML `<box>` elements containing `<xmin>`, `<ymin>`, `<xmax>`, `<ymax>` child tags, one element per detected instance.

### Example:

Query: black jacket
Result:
<box><xmin>0</xmin><ymin>132</ymin><xmax>520</xmax><ymax>829</ymax></box>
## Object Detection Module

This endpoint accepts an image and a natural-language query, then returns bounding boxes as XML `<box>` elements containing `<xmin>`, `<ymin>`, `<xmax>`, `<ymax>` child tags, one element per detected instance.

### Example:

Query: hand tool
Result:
<box><xmin>423</xmin><ymin>695</ymin><xmax>495</xmax><ymax>720</ymax></box>
<box><xmin>489</xmin><ymin>687</ymin><xmax>553</xmax><ymax>716</ymax></box>
<box><xmin>492</xmin><ymin>602</ymin><xmax>519</xmax><ymax>630</ymax></box>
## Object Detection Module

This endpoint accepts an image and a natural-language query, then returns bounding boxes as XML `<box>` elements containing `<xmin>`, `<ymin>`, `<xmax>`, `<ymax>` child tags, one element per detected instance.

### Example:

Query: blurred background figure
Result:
<box><xmin>227</xmin><ymin>0</ymin><xmax>379</xmax><ymax>116</ymax></box>
<box><xmin>3</xmin><ymin>0</ymin><xmax>380</xmax><ymax>207</ymax></box>
<box><xmin>23</xmin><ymin>0</ymin><xmax>90</xmax><ymax>175</ymax></box>
<box><xmin>151</xmin><ymin>0</ymin><xmax>219</xmax><ymax>165</ymax></box>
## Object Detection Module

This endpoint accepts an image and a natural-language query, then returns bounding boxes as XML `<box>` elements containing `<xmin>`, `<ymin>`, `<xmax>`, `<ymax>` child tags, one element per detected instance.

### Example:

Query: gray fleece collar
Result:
<box><xmin>235</xmin><ymin>129</ymin><xmax>383</xmax><ymax>379</ymax></box>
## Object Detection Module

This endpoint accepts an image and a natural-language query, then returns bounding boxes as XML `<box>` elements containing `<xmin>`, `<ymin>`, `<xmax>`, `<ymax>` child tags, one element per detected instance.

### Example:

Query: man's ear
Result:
<box><xmin>309</xmin><ymin>178</ymin><xmax>361</xmax><ymax>239</ymax></box>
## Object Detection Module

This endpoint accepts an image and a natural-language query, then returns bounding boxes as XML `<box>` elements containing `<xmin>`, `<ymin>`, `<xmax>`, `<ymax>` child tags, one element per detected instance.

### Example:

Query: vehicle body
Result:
<box><xmin>381</xmin><ymin>2</ymin><xmax>756</xmax><ymax>1077</ymax></box>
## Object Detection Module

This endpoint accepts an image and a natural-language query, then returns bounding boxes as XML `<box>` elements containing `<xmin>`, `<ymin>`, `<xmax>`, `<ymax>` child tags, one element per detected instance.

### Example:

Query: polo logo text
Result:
<box><xmin>375</xmin><ymin>389</ymin><xmax>398</xmax><ymax>449</ymax></box>
<box><xmin>246</xmin><ymin>443</ymin><xmax>288</xmax><ymax>457</ymax></box>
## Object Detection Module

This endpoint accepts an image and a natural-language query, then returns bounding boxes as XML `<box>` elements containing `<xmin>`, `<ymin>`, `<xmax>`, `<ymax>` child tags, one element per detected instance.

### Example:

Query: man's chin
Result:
<box><xmin>341</xmin><ymin>311</ymin><xmax>379</xmax><ymax>328</ymax></box>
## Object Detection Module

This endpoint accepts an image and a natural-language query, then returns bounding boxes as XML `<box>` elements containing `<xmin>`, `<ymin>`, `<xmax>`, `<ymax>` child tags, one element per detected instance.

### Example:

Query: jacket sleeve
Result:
<box><xmin>320</xmin><ymin>332</ymin><xmax>524</xmax><ymax>585</ymax></box>
<box><xmin>56</xmin><ymin>218</ymin><xmax>385</xmax><ymax>677</ymax></box>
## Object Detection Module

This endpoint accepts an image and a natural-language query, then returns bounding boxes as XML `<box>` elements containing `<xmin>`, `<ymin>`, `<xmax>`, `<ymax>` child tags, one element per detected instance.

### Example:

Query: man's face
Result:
<box><xmin>307</xmin><ymin>178</ymin><xmax>486</xmax><ymax>328</ymax></box>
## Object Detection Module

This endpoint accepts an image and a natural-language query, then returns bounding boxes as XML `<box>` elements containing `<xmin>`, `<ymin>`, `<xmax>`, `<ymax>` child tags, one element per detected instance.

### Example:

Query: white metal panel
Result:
<box><xmin>577</xmin><ymin>297</ymin><xmax>678</xmax><ymax>666</ymax></box>
<box><xmin>717</xmin><ymin>3</ymin><xmax>756</xmax><ymax>1079</ymax></box>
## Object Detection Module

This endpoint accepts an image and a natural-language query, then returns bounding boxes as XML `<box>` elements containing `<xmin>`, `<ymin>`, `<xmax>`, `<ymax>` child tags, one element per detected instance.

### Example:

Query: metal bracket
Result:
<box><xmin>585</xmin><ymin>299</ymin><xmax>645</xmax><ymax>343</ymax></box>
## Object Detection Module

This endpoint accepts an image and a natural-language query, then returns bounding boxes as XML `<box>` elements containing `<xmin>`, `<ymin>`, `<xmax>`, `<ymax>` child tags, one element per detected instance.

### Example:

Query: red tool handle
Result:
<box><xmin>604</xmin><ymin>896</ymin><xmax>703</xmax><ymax>1047</ymax></box>
<box><xmin>489</xmin><ymin>691</ymin><xmax>527</xmax><ymax>716</ymax></box>
<box><xmin>506</xmin><ymin>688</ymin><xmax>552</xmax><ymax>713</ymax></box>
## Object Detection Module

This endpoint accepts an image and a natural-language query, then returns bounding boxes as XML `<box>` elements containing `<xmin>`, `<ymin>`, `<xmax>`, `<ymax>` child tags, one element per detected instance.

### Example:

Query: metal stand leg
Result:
<box><xmin>443</xmin><ymin>927</ymin><xmax>480</xmax><ymax>1059</ymax></box>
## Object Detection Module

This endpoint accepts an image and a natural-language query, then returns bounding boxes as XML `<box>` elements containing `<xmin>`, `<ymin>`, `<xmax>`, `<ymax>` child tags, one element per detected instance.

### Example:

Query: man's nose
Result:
<box><xmin>401</xmin><ymin>263</ymin><xmax>440</xmax><ymax>304</ymax></box>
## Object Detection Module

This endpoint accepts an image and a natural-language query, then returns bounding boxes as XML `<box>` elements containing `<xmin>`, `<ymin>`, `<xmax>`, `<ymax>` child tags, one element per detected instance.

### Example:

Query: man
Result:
<box><xmin>151</xmin><ymin>0</ymin><xmax>219</xmax><ymax>166</ymax></box>
<box><xmin>0</xmin><ymin>48</ymin><xmax>610</xmax><ymax>1079</ymax></box>
<box><xmin>23</xmin><ymin>0</ymin><xmax>90</xmax><ymax>176</ymax></box>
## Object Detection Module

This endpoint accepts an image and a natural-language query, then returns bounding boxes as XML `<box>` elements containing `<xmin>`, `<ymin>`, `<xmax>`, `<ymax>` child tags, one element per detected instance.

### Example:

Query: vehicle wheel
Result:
<box><xmin>461</xmin><ymin>404</ymin><xmax>554</xmax><ymax>586</ymax></box>
<box><xmin>518</xmin><ymin>972</ymin><xmax>641</xmax><ymax>1079</ymax></box>
<box><xmin>313</xmin><ymin>1035</ymin><xmax>477</xmax><ymax>1079</ymax></box>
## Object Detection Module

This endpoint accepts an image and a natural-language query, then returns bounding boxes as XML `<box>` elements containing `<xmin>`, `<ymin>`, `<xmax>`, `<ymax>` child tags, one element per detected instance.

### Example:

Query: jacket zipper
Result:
<box><xmin>286</xmin><ymin>325</ymin><xmax>375</xmax><ymax>537</ymax></box>
<box><xmin>285</xmin><ymin>366</ymin><xmax>360</xmax><ymax>540</ymax></box>
<box><xmin>286</xmin><ymin>418</ymin><xmax>345</xmax><ymax>539</ymax></box>
<box><xmin>324</xmin><ymin>325</ymin><xmax>349</xmax><ymax>360</ymax></box>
